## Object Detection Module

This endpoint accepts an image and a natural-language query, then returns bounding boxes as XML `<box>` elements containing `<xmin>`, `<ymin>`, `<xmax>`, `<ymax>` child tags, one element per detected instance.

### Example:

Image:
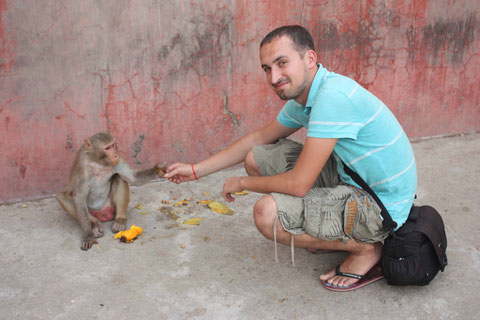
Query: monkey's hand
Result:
<box><xmin>154</xmin><ymin>162</ymin><xmax>168</xmax><ymax>177</ymax></box>
<box><xmin>81</xmin><ymin>235</ymin><xmax>98</xmax><ymax>251</ymax></box>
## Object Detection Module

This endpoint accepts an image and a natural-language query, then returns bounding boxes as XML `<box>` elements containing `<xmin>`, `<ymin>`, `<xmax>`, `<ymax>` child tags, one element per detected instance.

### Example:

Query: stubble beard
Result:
<box><xmin>277</xmin><ymin>82</ymin><xmax>306</xmax><ymax>100</ymax></box>
<box><xmin>275</xmin><ymin>67</ymin><xmax>310</xmax><ymax>101</ymax></box>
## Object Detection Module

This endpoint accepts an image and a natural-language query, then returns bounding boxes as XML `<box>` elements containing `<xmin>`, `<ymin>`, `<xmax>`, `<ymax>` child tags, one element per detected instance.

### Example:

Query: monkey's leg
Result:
<box><xmin>56</xmin><ymin>190</ymin><xmax>104</xmax><ymax>238</ymax></box>
<box><xmin>110</xmin><ymin>174</ymin><xmax>130</xmax><ymax>233</ymax></box>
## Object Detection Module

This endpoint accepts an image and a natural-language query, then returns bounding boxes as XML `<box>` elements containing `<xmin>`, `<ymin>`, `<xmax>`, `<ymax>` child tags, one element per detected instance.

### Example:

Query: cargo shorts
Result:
<box><xmin>253</xmin><ymin>138</ymin><xmax>389</xmax><ymax>243</ymax></box>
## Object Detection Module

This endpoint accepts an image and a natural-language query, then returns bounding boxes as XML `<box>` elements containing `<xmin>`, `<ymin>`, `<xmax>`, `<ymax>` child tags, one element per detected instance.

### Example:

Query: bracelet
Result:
<box><xmin>191</xmin><ymin>164</ymin><xmax>198</xmax><ymax>180</ymax></box>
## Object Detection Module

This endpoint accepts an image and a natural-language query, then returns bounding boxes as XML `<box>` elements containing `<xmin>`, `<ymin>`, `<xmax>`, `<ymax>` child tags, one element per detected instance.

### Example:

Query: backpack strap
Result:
<box><xmin>341</xmin><ymin>160</ymin><xmax>397</xmax><ymax>234</ymax></box>
<box><xmin>412</xmin><ymin>206</ymin><xmax>448</xmax><ymax>271</ymax></box>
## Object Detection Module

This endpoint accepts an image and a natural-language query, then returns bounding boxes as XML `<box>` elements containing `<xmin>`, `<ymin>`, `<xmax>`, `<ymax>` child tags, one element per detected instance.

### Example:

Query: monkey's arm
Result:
<box><xmin>72</xmin><ymin>176</ymin><xmax>97</xmax><ymax>250</ymax></box>
<box><xmin>114</xmin><ymin>160</ymin><xmax>166</xmax><ymax>186</ymax></box>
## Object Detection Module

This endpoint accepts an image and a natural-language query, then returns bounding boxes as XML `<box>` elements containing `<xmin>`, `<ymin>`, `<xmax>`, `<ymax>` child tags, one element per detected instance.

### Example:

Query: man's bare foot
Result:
<box><xmin>319</xmin><ymin>242</ymin><xmax>382</xmax><ymax>288</ymax></box>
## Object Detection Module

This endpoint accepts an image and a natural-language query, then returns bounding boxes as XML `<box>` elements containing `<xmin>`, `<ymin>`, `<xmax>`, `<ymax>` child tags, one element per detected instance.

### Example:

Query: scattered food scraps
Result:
<box><xmin>135</xmin><ymin>204</ymin><xmax>143</xmax><ymax>210</ymax></box>
<box><xmin>174</xmin><ymin>199</ymin><xmax>189</xmax><ymax>207</ymax></box>
<box><xmin>203</xmin><ymin>236</ymin><xmax>211</xmax><ymax>242</ymax></box>
<box><xmin>161</xmin><ymin>200</ymin><xmax>171</xmax><ymax>204</ymax></box>
<box><xmin>160</xmin><ymin>207</ymin><xmax>172</xmax><ymax>214</ymax></box>
<box><xmin>139</xmin><ymin>211</ymin><xmax>149</xmax><ymax>215</ymax></box>
<box><xmin>207</xmin><ymin>201</ymin><xmax>234</xmax><ymax>215</ymax></box>
<box><xmin>113</xmin><ymin>225</ymin><xmax>143</xmax><ymax>243</ymax></box>
<box><xmin>183</xmin><ymin>217</ymin><xmax>204</xmax><ymax>225</ymax></box>
<box><xmin>233</xmin><ymin>190</ymin><xmax>249</xmax><ymax>195</ymax></box>
<box><xmin>181</xmin><ymin>244</ymin><xmax>185</xmax><ymax>249</ymax></box>
<box><xmin>202</xmin><ymin>192</ymin><xmax>209</xmax><ymax>195</ymax></box>
<box><xmin>198</xmin><ymin>200</ymin><xmax>212</xmax><ymax>204</ymax></box>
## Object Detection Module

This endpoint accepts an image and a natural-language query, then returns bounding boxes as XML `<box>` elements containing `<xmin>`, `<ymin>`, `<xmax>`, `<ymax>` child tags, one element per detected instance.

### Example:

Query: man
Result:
<box><xmin>165</xmin><ymin>25</ymin><xmax>417</xmax><ymax>292</ymax></box>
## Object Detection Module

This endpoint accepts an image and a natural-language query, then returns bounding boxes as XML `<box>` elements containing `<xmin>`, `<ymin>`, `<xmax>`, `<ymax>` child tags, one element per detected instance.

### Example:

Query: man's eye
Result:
<box><xmin>263</xmin><ymin>67</ymin><xmax>271</xmax><ymax>73</ymax></box>
<box><xmin>279</xmin><ymin>60</ymin><xmax>287</xmax><ymax>66</ymax></box>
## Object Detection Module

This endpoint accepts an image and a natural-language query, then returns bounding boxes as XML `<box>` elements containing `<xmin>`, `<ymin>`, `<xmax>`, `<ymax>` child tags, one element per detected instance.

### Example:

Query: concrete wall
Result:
<box><xmin>1</xmin><ymin>0</ymin><xmax>479</xmax><ymax>202</ymax></box>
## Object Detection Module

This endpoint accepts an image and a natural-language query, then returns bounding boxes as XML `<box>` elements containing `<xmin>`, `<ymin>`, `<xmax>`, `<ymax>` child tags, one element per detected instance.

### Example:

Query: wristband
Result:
<box><xmin>191</xmin><ymin>164</ymin><xmax>198</xmax><ymax>180</ymax></box>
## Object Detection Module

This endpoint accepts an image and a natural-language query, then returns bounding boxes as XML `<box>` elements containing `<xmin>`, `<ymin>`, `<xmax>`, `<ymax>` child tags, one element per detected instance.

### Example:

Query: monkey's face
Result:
<box><xmin>103</xmin><ymin>141</ymin><xmax>120</xmax><ymax>166</ymax></box>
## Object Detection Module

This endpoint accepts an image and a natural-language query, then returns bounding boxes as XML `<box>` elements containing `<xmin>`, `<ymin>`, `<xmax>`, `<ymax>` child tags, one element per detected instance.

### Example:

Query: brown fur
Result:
<box><xmin>56</xmin><ymin>132</ymin><xmax>166</xmax><ymax>250</ymax></box>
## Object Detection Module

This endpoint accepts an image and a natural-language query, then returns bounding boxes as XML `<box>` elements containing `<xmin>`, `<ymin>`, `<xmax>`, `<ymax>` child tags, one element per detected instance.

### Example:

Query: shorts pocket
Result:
<box><xmin>303</xmin><ymin>187</ymin><xmax>351</xmax><ymax>241</ymax></box>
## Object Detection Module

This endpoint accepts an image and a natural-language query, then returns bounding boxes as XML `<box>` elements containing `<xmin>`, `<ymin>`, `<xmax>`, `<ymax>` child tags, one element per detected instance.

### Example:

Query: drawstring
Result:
<box><xmin>273</xmin><ymin>213</ymin><xmax>296</xmax><ymax>266</ymax></box>
<box><xmin>274</xmin><ymin>214</ymin><xmax>279</xmax><ymax>263</ymax></box>
<box><xmin>290</xmin><ymin>234</ymin><xmax>295</xmax><ymax>267</ymax></box>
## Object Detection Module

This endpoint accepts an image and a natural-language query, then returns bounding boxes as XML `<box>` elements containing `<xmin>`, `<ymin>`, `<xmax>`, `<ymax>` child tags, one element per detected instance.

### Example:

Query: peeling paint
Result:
<box><xmin>223</xmin><ymin>94</ymin><xmax>239</xmax><ymax>130</ymax></box>
<box><xmin>64</xmin><ymin>133</ymin><xmax>75</xmax><ymax>153</ymax></box>
<box><xmin>131</xmin><ymin>133</ymin><xmax>145</xmax><ymax>164</ymax></box>
<box><xmin>19</xmin><ymin>164</ymin><xmax>26</xmax><ymax>179</ymax></box>
<box><xmin>0</xmin><ymin>0</ymin><xmax>16</xmax><ymax>75</ymax></box>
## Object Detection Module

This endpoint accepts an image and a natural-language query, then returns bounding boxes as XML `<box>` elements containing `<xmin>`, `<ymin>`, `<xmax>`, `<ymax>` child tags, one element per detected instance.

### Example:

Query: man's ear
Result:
<box><xmin>305</xmin><ymin>49</ymin><xmax>318</xmax><ymax>68</ymax></box>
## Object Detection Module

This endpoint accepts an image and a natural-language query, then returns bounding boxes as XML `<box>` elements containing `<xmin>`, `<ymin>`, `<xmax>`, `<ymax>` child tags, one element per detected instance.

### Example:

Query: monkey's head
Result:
<box><xmin>84</xmin><ymin>132</ymin><xmax>120</xmax><ymax>167</ymax></box>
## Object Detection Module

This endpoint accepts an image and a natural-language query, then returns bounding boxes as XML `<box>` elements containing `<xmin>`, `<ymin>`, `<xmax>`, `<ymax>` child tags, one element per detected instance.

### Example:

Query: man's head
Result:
<box><xmin>260</xmin><ymin>25</ymin><xmax>315</xmax><ymax>57</ymax></box>
<box><xmin>260</xmin><ymin>25</ymin><xmax>318</xmax><ymax>104</ymax></box>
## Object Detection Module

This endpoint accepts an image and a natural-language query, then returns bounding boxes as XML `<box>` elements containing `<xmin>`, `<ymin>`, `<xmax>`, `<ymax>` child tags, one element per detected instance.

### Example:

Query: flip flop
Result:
<box><xmin>306</xmin><ymin>248</ymin><xmax>338</xmax><ymax>254</ymax></box>
<box><xmin>320</xmin><ymin>264</ymin><xmax>384</xmax><ymax>292</ymax></box>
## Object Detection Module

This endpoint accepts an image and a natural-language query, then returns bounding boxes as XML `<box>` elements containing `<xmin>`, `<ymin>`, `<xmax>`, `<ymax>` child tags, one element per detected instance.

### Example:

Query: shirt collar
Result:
<box><xmin>305</xmin><ymin>63</ymin><xmax>327</xmax><ymax>109</ymax></box>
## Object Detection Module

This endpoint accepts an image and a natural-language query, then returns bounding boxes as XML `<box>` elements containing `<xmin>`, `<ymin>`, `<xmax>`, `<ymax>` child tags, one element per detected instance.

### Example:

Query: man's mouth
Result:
<box><xmin>273</xmin><ymin>80</ymin><xmax>289</xmax><ymax>89</ymax></box>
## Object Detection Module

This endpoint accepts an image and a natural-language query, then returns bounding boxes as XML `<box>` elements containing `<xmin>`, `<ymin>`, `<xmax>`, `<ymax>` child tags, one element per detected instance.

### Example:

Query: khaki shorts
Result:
<box><xmin>253</xmin><ymin>139</ymin><xmax>389</xmax><ymax>243</ymax></box>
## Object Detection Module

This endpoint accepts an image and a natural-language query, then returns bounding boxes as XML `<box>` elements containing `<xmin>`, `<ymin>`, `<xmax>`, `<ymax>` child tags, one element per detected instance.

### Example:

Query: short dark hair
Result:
<box><xmin>260</xmin><ymin>25</ymin><xmax>315</xmax><ymax>56</ymax></box>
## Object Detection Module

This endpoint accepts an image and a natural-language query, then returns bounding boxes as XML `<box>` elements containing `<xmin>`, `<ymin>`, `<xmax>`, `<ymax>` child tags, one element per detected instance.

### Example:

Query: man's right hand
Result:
<box><xmin>164</xmin><ymin>163</ymin><xmax>196</xmax><ymax>184</ymax></box>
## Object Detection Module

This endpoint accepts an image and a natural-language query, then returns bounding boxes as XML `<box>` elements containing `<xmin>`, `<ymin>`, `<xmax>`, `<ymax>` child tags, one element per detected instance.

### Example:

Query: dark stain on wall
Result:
<box><xmin>131</xmin><ymin>133</ymin><xmax>145</xmax><ymax>164</ymax></box>
<box><xmin>157</xmin><ymin>33</ymin><xmax>183</xmax><ymax>61</ymax></box>
<box><xmin>422</xmin><ymin>14</ymin><xmax>476</xmax><ymax>66</ymax></box>
<box><xmin>155</xmin><ymin>8</ymin><xmax>233</xmax><ymax>80</ymax></box>
<box><xmin>316</xmin><ymin>23</ymin><xmax>370</xmax><ymax>52</ymax></box>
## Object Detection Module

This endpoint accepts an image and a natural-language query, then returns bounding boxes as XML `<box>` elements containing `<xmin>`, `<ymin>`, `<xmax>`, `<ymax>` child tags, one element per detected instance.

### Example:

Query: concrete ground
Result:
<box><xmin>1</xmin><ymin>133</ymin><xmax>479</xmax><ymax>320</ymax></box>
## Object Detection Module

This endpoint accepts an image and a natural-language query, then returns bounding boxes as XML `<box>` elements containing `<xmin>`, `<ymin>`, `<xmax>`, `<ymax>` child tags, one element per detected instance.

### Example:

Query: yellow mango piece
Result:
<box><xmin>183</xmin><ymin>217</ymin><xmax>204</xmax><ymax>225</ymax></box>
<box><xmin>135</xmin><ymin>204</ymin><xmax>143</xmax><ymax>210</ymax></box>
<box><xmin>139</xmin><ymin>211</ymin><xmax>149</xmax><ymax>215</ymax></box>
<box><xmin>113</xmin><ymin>225</ymin><xmax>143</xmax><ymax>243</ymax></box>
<box><xmin>208</xmin><ymin>201</ymin><xmax>234</xmax><ymax>215</ymax></box>
<box><xmin>173</xmin><ymin>199</ymin><xmax>189</xmax><ymax>207</ymax></box>
<box><xmin>198</xmin><ymin>200</ymin><xmax>212</xmax><ymax>204</ymax></box>
<box><xmin>233</xmin><ymin>190</ymin><xmax>249</xmax><ymax>195</ymax></box>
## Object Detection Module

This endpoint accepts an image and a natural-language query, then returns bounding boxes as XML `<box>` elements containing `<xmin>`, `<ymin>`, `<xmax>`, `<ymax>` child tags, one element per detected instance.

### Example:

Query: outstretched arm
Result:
<box><xmin>115</xmin><ymin>160</ymin><xmax>166</xmax><ymax>186</ymax></box>
<box><xmin>165</xmin><ymin>120</ymin><xmax>299</xmax><ymax>183</ymax></box>
<box><xmin>222</xmin><ymin>137</ymin><xmax>337</xmax><ymax>201</ymax></box>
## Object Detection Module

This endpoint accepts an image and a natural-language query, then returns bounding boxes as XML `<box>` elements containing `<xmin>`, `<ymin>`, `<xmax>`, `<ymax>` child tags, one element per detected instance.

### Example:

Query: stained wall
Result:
<box><xmin>1</xmin><ymin>0</ymin><xmax>479</xmax><ymax>201</ymax></box>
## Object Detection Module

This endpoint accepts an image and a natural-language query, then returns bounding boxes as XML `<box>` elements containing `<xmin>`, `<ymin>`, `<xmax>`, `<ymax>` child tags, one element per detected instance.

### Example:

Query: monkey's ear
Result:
<box><xmin>84</xmin><ymin>139</ymin><xmax>92</xmax><ymax>150</ymax></box>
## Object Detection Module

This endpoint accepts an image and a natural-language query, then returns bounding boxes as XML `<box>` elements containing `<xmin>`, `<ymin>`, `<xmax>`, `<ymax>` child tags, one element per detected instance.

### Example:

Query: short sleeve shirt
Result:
<box><xmin>277</xmin><ymin>64</ymin><xmax>417</xmax><ymax>227</ymax></box>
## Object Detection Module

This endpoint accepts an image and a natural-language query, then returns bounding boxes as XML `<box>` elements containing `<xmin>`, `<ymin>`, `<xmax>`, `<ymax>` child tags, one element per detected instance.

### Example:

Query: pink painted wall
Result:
<box><xmin>1</xmin><ymin>0</ymin><xmax>479</xmax><ymax>202</ymax></box>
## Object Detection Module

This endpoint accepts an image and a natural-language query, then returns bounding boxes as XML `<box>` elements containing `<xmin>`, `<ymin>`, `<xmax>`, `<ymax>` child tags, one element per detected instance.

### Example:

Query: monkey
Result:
<box><xmin>56</xmin><ymin>132</ymin><xmax>166</xmax><ymax>251</ymax></box>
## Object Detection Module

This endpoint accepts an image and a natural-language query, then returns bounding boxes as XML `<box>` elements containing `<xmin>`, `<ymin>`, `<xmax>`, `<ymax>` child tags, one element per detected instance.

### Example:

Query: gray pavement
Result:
<box><xmin>1</xmin><ymin>133</ymin><xmax>479</xmax><ymax>320</ymax></box>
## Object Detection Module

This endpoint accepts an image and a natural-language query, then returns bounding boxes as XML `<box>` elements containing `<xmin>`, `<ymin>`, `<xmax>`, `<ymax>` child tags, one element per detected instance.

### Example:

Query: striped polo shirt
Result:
<box><xmin>277</xmin><ymin>64</ymin><xmax>417</xmax><ymax>227</ymax></box>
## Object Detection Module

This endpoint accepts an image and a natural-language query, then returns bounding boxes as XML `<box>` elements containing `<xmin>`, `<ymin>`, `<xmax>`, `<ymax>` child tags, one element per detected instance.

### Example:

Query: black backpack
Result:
<box><xmin>342</xmin><ymin>161</ymin><xmax>448</xmax><ymax>286</ymax></box>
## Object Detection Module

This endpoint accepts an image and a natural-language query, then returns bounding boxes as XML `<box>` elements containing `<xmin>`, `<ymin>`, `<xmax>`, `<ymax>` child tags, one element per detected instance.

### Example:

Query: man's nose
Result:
<box><xmin>270</xmin><ymin>67</ymin><xmax>282</xmax><ymax>85</ymax></box>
